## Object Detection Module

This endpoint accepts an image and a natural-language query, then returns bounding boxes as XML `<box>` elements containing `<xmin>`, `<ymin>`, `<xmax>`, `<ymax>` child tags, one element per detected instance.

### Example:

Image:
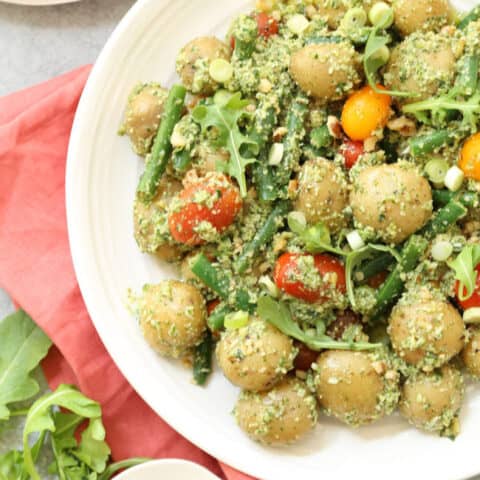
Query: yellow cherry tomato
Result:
<box><xmin>341</xmin><ymin>85</ymin><xmax>392</xmax><ymax>141</ymax></box>
<box><xmin>459</xmin><ymin>132</ymin><xmax>480</xmax><ymax>181</ymax></box>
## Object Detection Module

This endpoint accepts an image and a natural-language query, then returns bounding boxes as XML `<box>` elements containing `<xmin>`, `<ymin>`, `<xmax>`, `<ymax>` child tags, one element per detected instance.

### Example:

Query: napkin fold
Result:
<box><xmin>0</xmin><ymin>66</ymin><xmax>255</xmax><ymax>480</ymax></box>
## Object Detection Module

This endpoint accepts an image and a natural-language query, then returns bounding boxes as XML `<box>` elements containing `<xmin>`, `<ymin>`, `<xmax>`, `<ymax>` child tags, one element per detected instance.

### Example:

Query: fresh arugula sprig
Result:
<box><xmin>363</xmin><ymin>10</ymin><xmax>413</xmax><ymax>98</ymax></box>
<box><xmin>449</xmin><ymin>244</ymin><xmax>480</xmax><ymax>301</ymax></box>
<box><xmin>257</xmin><ymin>296</ymin><xmax>381</xmax><ymax>351</ymax></box>
<box><xmin>192</xmin><ymin>92</ymin><xmax>258</xmax><ymax>197</ymax></box>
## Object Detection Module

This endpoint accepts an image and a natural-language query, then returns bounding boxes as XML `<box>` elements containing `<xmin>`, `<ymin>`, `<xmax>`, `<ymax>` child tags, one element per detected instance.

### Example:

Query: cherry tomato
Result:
<box><xmin>366</xmin><ymin>270</ymin><xmax>389</xmax><ymax>289</ymax></box>
<box><xmin>168</xmin><ymin>173</ymin><xmax>242</xmax><ymax>246</ymax></box>
<box><xmin>256</xmin><ymin>12</ymin><xmax>279</xmax><ymax>38</ymax></box>
<box><xmin>341</xmin><ymin>85</ymin><xmax>392</xmax><ymax>141</ymax></box>
<box><xmin>459</xmin><ymin>132</ymin><xmax>480</xmax><ymax>180</ymax></box>
<box><xmin>293</xmin><ymin>341</ymin><xmax>318</xmax><ymax>371</ymax></box>
<box><xmin>274</xmin><ymin>253</ymin><xmax>346</xmax><ymax>303</ymax></box>
<box><xmin>341</xmin><ymin>140</ymin><xmax>364</xmax><ymax>169</ymax></box>
<box><xmin>455</xmin><ymin>264</ymin><xmax>480</xmax><ymax>310</ymax></box>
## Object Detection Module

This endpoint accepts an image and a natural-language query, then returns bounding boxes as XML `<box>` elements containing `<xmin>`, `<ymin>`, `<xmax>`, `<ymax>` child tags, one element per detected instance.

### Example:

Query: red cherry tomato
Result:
<box><xmin>274</xmin><ymin>253</ymin><xmax>346</xmax><ymax>303</ymax></box>
<box><xmin>168</xmin><ymin>173</ymin><xmax>242</xmax><ymax>246</ymax></box>
<box><xmin>256</xmin><ymin>12</ymin><xmax>279</xmax><ymax>39</ymax></box>
<box><xmin>455</xmin><ymin>264</ymin><xmax>480</xmax><ymax>310</ymax></box>
<box><xmin>341</xmin><ymin>140</ymin><xmax>364</xmax><ymax>169</ymax></box>
<box><xmin>367</xmin><ymin>270</ymin><xmax>389</xmax><ymax>289</ymax></box>
<box><xmin>207</xmin><ymin>299</ymin><xmax>221</xmax><ymax>316</ymax></box>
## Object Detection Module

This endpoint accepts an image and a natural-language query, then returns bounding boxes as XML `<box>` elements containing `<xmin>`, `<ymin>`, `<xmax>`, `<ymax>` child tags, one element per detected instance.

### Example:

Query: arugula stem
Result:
<box><xmin>8</xmin><ymin>408</ymin><xmax>30</xmax><ymax>417</ymax></box>
<box><xmin>98</xmin><ymin>458</ymin><xmax>151</xmax><ymax>480</ymax></box>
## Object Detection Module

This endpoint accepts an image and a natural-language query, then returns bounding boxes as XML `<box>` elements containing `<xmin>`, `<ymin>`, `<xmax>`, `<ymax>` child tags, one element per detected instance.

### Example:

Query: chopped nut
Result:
<box><xmin>305</xmin><ymin>4</ymin><xmax>317</xmax><ymax>19</ymax></box>
<box><xmin>371</xmin><ymin>360</ymin><xmax>387</xmax><ymax>375</ymax></box>
<box><xmin>296</xmin><ymin>369</ymin><xmax>308</xmax><ymax>380</ymax></box>
<box><xmin>182</xmin><ymin>168</ymin><xmax>200</xmax><ymax>187</ymax></box>
<box><xmin>170</xmin><ymin>125</ymin><xmax>187</xmax><ymax>149</ymax></box>
<box><xmin>258</xmin><ymin>78</ymin><xmax>273</xmax><ymax>94</ymax></box>
<box><xmin>364</xmin><ymin>136</ymin><xmax>379</xmax><ymax>152</ymax></box>
<box><xmin>271</xmin><ymin>9</ymin><xmax>281</xmax><ymax>21</ymax></box>
<box><xmin>273</xmin><ymin>235</ymin><xmax>288</xmax><ymax>253</ymax></box>
<box><xmin>256</xmin><ymin>0</ymin><xmax>275</xmax><ymax>11</ymax></box>
<box><xmin>246</xmin><ymin>103</ymin><xmax>256</xmax><ymax>113</ymax></box>
<box><xmin>287</xmin><ymin>179</ymin><xmax>298</xmax><ymax>197</ymax></box>
<box><xmin>273</xmin><ymin>126</ymin><xmax>288</xmax><ymax>141</ymax></box>
<box><xmin>327</xmin><ymin>115</ymin><xmax>343</xmax><ymax>139</ymax></box>
<box><xmin>387</xmin><ymin>116</ymin><xmax>417</xmax><ymax>137</ymax></box>
<box><xmin>385</xmin><ymin>370</ymin><xmax>398</xmax><ymax>381</ymax></box>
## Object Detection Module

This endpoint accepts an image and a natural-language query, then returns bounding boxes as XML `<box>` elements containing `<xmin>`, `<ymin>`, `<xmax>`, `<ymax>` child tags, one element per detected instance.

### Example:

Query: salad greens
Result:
<box><xmin>449</xmin><ymin>245</ymin><xmax>480</xmax><ymax>301</ymax></box>
<box><xmin>0</xmin><ymin>311</ymin><xmax>148</xmax><ymax>480</ymax></box>
<box><xmin>192</xmin><ymin>92</ymin><xmax>258</xmax><ymax>197</ymax></box>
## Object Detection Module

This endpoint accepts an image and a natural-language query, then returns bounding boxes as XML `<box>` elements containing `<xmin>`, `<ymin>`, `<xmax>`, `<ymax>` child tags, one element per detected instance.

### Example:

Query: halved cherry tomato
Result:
<box><xmin>293</xmin><ymin>341</ymin><xmax>318</xmax><ymax>371</ymax></box>
<box><xmin>256</xmin><ymin>12</ymin><xmax>279</xmax><ymax>38</ymax></box>
<box><xmin>207</xmin><ymin>299</ymin><xmax>221</xmax><ymax>316</ymax></box>
<box><xmin>455</xmin><ymin>264</ymin><xmax>480</xmax><ymax>310</ymax></box>
<box><xmin>459</xmin><ymin>132</ymin><xmax>480</xmax><ymax>181</ymax></box>
<box><xmin>341</xmin><ymin>140</ymin><xmax>364</xmax><ymax>169</ymax></box>
<box><xmin>273</xmin><ymin>253</ymin><xmax>346</xmax><ymax>303</ymax></box>
<box><xmin>366</xmin><ymin>270</ymin><xmax>389</xmax><ymax>289</ymax></box>
<box><xmin>168</xmin><ymin>173</ymin><xmax>242</xmax><ymax>246</ymax></box>
<box><xmin>341</xmin><ymin>85</ymin><xmax>392</xmax><ymax>141</ymax></box>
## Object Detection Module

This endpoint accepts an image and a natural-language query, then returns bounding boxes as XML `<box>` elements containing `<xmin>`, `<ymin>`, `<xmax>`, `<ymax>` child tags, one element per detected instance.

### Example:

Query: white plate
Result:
<box><xmin>115</xmin><ymin>459</ymin><xmax>221</xmax><ymax>480</ymax></box>
<box><xmin>66</xmin><ymin>2</ymin><xmax>480</xmax><ymax>480</ymax></box>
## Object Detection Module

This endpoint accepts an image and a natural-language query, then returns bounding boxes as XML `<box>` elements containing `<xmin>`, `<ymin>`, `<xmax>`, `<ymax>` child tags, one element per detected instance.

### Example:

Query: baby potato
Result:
<box><xmin>400</xmin><ymin>366</ymin><xmax>464</xmax><ymax>436</ymax></box>
<box><xmin>290</xmin><ymin>42</ymin><xmax>361</xmax><ymax>101</ymax></box>
<box><xmin>294</xmin><ymin>158</ymin><xmax>348</xmax><ymax>233</ymax></box>
<box><xmin>314</xmin><ymin>350</ymin><xmax>399</xmax><ymax>426</ymax></box>
<box><xmin>392</xmin><ymin>0</ymin><xmax>452</xmax><ymax>36</ymax></box>
<box><xmin>133</xmin><ymin>176</ymin><xmax>182</xmax><ymax>260</ymax></box>
<box><xmin>384</xmin><ymin>32</ymin><xmax>456</xmax><ymax>103</ymax></box>
<box><xmin>235</xmin><ymin>377</ymin><xmax>318</xmax><ymax>445</ymax></box>
<box><xmin>350</xmin><ymin>162</ymin><xmax>432</xmax><ymax>244</ymax></box>
<box><xmin>139</xmin><ymin>280</ymin><xmax>207</xmax><ymax>358</ymax></box>
<box><xmin>176</xmin><ymin>36</ymin><xmax>231</xmax><ymax>95</ymax></box>
<box><xmin>121</xmin><ymin>83</ymin><xmax>168</xmax><ymax>156</ymax></box>
<box><xmin>389</xmin><ymin>289</ymin><xmax>465</xmax><ymax>371</ymax></box>
<box><xmin>462</xmin><ymin>328</ymin><xmax>480</xmax><ymax>378</ymax></box>
<box><xmin>216</xmin><ymin>317</ymin><xmax>296</xmax><ymax>392</ymax></box>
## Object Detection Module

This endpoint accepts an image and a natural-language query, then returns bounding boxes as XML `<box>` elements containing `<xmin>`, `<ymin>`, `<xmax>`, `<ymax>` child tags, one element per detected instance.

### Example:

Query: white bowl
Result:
<box><xmin>66</xmin><ymin>1</ymin><xmax>480</xmax><ymax>480</ymax></box>
<box><xmin>114</xmin><ymin>459</ymin><xmax>220</xmax><ymax>480</ymax></box>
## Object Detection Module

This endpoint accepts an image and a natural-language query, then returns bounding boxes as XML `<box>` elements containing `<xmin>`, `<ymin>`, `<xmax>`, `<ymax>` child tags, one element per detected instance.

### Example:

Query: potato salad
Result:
<box><xmin>120</xmin><ymin>0</ymin><xmax>480</xmax><ymax>446</ymax></box>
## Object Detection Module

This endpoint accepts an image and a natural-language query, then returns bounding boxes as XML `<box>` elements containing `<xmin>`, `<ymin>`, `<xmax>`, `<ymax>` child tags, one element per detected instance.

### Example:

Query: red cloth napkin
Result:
<box><xmin>0</xmin><ymin>66</ymin><xmax>255</xmax><ymax>480</ymax></box>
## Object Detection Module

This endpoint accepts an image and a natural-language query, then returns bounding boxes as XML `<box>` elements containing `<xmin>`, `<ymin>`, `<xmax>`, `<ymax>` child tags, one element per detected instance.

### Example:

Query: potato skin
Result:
<box><xmin>462</xmin><ymin>328</ymin><xmax>480</xmax><ymax>378</ymax></box>
<box><xmin>139</xmin><ymin>280</ymin><xmax>206</xmax><ymax>358</ymax></box>
<box><xmin>216</xmin><ymin>317</ymin><xmax>296</xmax><ymax>392</ymax></box>
<box><xmin>384</xmin><ymin>32</ymin><xmax>456</xmax><ymax>103</ymax></box>
<box><xmin>400</xmin><ymin>366</ymin><xmax>464</xmax><ymax>436</ymax></box>
<box><xmin>350</xmin><ymin>163</ymin><xmax>432</xmax><ymax>244</ymax></box>
<box><xmin>235</xmin><ymin>377</ymin><xmax>318</xmax><ymax>445</ymax></box>
<box><xmin>392</xmin><ymin>0</ymin><xmax>451</xmax><ymax>36</ymax></box>
<box><xmin>121</xmin><ymin>83</ymin><xmax>168</xmax><ymax>156</ymax></box>
<box><xmin>176</xmin><ymin>36</ymin><xmax>231</xmax><ymax>95</ymax></box>
<box><xmin>314</xmin><ymin>350</ymin><xmax>399</xmax><ymax>426</ymax></box>
<box><xmin>133</xmin><ymin>176</ymin><xmax>182</xmax><ymax>260</ymax></box>
<box><xmin>290</xmin><ymin>43</ymin><xmax>361</xmax><ymax>101</ymax></box>
<box><xmin>389</xmin><ymin>290</ymin><xmax>465</xmax><ymax>371</ymax></box>
<box><xmin>294</xmin><ymin>158</ymin><xmax>348</xmax><ymax>233</ymax></box>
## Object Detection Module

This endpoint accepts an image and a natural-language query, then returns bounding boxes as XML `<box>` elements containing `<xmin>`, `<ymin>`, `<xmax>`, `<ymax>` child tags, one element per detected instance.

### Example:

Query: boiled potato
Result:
<box><xmin>462</xmin><ymin>328</ymin><xmax>480</xmax><ymax>378</ymax></box>
<box><xmin>350</xmin><ymin>162</ymin><xmax>432</xmax><ymax>244</ymax></box>
<box><xmin>139</xmin><ymin>280</ymin><xmax>206</xmax><ymax>358</ymax></box>
<box><xmin>384</xmin><ymin>32</ymin><xmax>457</xmax><ymax>103</ymax></box>
<box><xmin>176</xmin><ymin>36</ymin><xmax>231</xmax><ymax>95</ymax></box>
<box><xmin>400</xmin><ymin>366</ymin><xmax>464</xmax><ymax>436</ymax></box>
<box><xmin>314</xmin><ymin>350</ymin><xmax>399</xmax><ymax>426</ymax></box>
<box><xmin>392</xmin><ymin>0</ymin><xmax>452</xmax><ymax>36</ymax></box>
<box><xmin>235</xmin><ymin>377</ymin><xmax>318</xmax><ymax>445</ymax></box>
<box><xmin>294</xmin><ymin>158</ymin><xmax>348</xmax><ymax>233</ymax></box>
<box><xmin>121</xmin><ymin>83</ymin><xmax>168</xmax><ymax>156</ymax></box>
<box><xmin>133</xmin><ymin>176</ymin><xmax>182</xmax><ymax>260</ymax></box>
<box><xmin>216</xmin><ymin>317</ymin><xmax>296</xmax><ymax>391</ymax></box>
<box><xmin>389</xmin><ymin>289</ymin><xmax>465</xmax><ymax>371</ymax></box>
<box><xmin>315</xmin><ymin>0</ymin><xmax>373</xmax><ymax>29</ymax></box>
<box><xmin>290</xmin><ymin>43</ymin><xmax>361</xmax><ymax>101</ymax></box>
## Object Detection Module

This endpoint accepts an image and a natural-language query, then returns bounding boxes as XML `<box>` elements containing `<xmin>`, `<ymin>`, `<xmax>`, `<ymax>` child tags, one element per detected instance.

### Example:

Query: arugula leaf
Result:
<box><xmin>23</xmin><ymin>384</ymin><xmax>108</xmax><ymax>480</ymax></box>
<box><xmin>448</xmin><ymin>244</ymin><xmax>480</xmax><ymax>301</ymax></box>
<box><xmin>0</xmin><ymin>450</ymin><xmax>24</xmax><ymax>480</ymax></box>
<box><xmin>0</xmin><ymin>310</ymin><xmax>51</xmax><ymax>420</ymax></box>
<box><xmin>345</xmin><ymin>244</ymin><xmax>400</xmax><ymax>309</ymax></box>
<box><xmin>192</xmin><ymin>92</ymin><xmax>257</xmax><ymax>197</ymax></box>
<box><xmin>287</xmin><ymin>213</ymin><xmax>347</xmax><ymax>256</ymax></box>
<box><xmin>257</xmin><ymin>296</ymin><xmax>380</xmax><ymax>351</ymax></box>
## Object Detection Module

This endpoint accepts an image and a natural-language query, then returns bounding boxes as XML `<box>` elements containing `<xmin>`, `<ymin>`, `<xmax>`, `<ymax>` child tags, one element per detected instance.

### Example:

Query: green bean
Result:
<box><xmin>172</xmin><ymin>148</ymin><xmax>192</xmax><ymax>172</ymax></box>
<box><xmin>409</xmin><ymin>130</ymin><xmax>456</xmax><ymax>156</ymax></box>
<box><xmin>373</xmin><ymin>235</ymin><xmax>429</xmax><ymax>316</ymax></box>
<box><xmin>458</xmin><ymin>5</ymin><xmax>480</xmax><ymax>30</ymax></box>
<box><xmin>454</xmin><ymin>55</ymin><xmax>479</xmax><ymax>96</ymax></box>
<box><xmin>233</xmin><ymin>15</ymin><xmax>257</xmax><ymax>60</ymax></box>
<box><xmin>193</xmin><ymin>331</ymin><xmax>214</xmax><ymax>385</ymax></box>
<box><xmin>421</xmin><ymin>199</ymin><xmax>468</xmax><ymax>240</ymax></box>
<box><xmin>357</xmin><ymin>252</ymin><xmax>396</xmax><ymax>282</ymax></box>
<box><xmin>253</xmin><ymin>159</ymin><xmax>278</xmax><ymax>201</ymax></box>
<box><xmin>234</xmin><ymin>200</ymin><xmax>291</xmax><ymax>274</ymax></box>
<box><xmin>208</xmin><ymin>303</ymin><xmax>231</xmax><ymax>331</ymax></box>
<box><xmin>191</xmin><ymin>254</ymin><xmax>230</xmax><ymax>300</ymax></box>
<box><xmin>432</xmin><ymin>189</ymin><xmax>478</xmax><ymax>209</ymax></box>
<box><xmin>137</xmin><ymin>84</ymin><xmax>187</xmax><ymax>200</ymax></box>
